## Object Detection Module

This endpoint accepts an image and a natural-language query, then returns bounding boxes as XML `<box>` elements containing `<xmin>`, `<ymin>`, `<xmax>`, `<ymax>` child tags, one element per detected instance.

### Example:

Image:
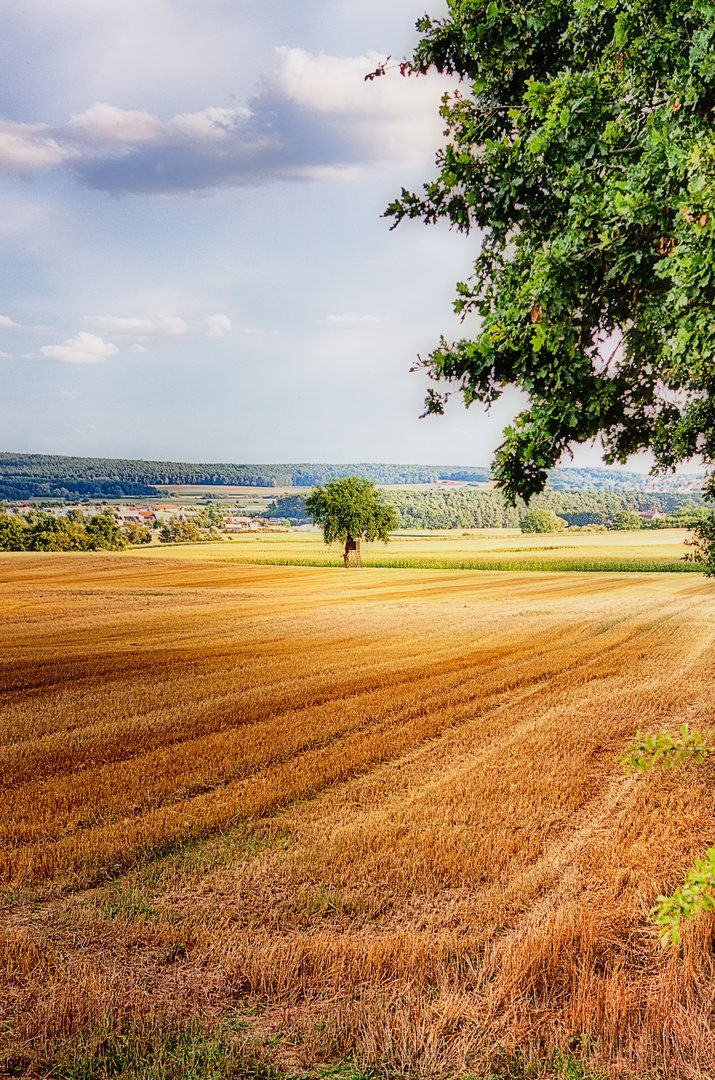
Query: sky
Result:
<box><xmin>0</xmin><ymin>0</ymin><xmax>643</xmax><ymax>470</ymax></box>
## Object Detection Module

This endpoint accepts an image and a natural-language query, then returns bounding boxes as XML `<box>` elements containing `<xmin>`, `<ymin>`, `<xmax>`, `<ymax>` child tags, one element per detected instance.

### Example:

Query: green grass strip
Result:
<box><xmin>209</xmin><ymin>555</ymin><xmax>704</xmax><ymax>573</ymax></box>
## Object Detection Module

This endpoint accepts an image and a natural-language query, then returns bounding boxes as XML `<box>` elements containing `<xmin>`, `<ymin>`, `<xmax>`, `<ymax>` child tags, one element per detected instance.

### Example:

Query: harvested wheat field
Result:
<box><xmin>2</xmin><ymin>552</ymin><xmax>715</xmax><ymax>1079</ymax></box>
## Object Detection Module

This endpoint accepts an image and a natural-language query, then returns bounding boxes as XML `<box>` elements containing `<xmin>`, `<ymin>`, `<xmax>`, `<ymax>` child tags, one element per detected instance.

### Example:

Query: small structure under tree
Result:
<box><xmin>344</xmin><ymin>537</ymin><xmax>362</xmax><ymax>568</ymax></box>
<box><xmin>305</xmin><ymin>477</ymin><xmax>398</xmax><ymax>567</ymax></box>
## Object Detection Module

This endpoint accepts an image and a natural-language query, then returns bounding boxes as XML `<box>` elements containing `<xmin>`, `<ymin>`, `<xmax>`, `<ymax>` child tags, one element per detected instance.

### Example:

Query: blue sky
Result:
<box><xmin>0</xmin><ymin>0</ymin><xmax>633</xmax><ymax>469</ymax></box>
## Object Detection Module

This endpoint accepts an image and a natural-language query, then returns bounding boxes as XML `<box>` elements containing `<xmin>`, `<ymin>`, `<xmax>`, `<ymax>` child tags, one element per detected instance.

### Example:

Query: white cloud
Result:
<box><xmin>297</xmin><ymin>165</ymin><xmax>362</xmax><ymax>183</ymax></box>
<box><xmin>61</xmin><ymin>389</ymin><xmax>80</xmax><ymax>398</ymax></box>
<box><xmin>0</xmin><ymin>120</ymin><xmax>74</xmax><ymax>171</ymax></box>
<box><xmin>0</xmin><ymin>313</ymin><xmax>53</xmax><ymax>332</ymax></box>
<box><xmin>132</xmin><ymin>343</ymin><xmax>149</xmax><ymax>353</ymax></box>
<box><xmin>67</xmin><ymin>102</ymin><xmax>163</xmax><ymax>143</ymax></box>
<box><xmin>273</xmin><ymin>46</ymin><xmax>456</xmax><ymax>163</ymax></box>
<box><xmin>169</xmin><ymin>107</ymin><xmax>250</xmax><ymax>140</ymax></box>
<box><xmin>204</xmin><ymin>313</ymin><xmax>232</xmax><ymax>337</ymax></box>
<box><xmin>87</xmin><ymin>314</ymin><xmax>191</xmax><ymax>337</ymax></box>
<box><xmin>65</xmin><ymin>103</ymin><xmax>254</xmax><ymax>149</ymax></box>
<box><xmin>85</xmin><ymin>312</ymin><xmax>232</xmax><ymax>338</ymax></box>
<box><xmin>326</xmin><ymin>312</ymin><xmax>383</xmax><ymax>327</ymax></box>
<box><xmin>41</xmin><ymin>331</ymin><xmax>119</xmax><ymax>364</ymax></box>
<box><xmin>0</xmin><ymin>350</ymin><xmax>13</xmax><ymax>359</ymax></box>
<box><xmin>275</xmin><ymin>47</ymin><xmax>391</xmax><ymax>114</ymax></box>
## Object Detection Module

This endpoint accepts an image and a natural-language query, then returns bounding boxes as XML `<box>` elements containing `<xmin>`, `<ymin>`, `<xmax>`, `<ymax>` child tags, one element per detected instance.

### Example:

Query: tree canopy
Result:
<box><xmin>306</xmin><ymin>477</ymin><xmax>399</xmax><ymax>564</ymax></box>
<box><xmin>388</xmin><ymin>0</ymin><xmax>715</xmax><ymax>505</ymax></box>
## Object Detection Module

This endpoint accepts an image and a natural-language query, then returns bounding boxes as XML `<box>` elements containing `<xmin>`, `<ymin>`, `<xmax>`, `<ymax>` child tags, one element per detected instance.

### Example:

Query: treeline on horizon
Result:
<box><xmin>269</xmin><ymin>489</ymin><xmax>711</xmax><ymax>529</ymax></box>
<box><xmin>0</xmin><ymin>452</ymin><xmax>694</xmax><ymax>500</ymax></box>
<box><xmin>0</xmin><ymin>454</ymin><xmax>487</xmax><ymax>498</ymax></box>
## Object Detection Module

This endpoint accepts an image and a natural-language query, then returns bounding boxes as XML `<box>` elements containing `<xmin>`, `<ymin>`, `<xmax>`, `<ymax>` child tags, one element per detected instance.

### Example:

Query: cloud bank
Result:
<box><xmin>0</xmin><ymin>121</ymin><xmax>76</xmax><ymax>171</ymax></box>
<box><xmin>85</xmin><ymin>312</ymin><xmax>232</xmax><ymax>338</ymax></box>
<box><xmin>0</xmin><ymin>49</ymin><xmax>454</xmax><ymax>194</ymax></box>
<box><xmin>326</xmin><ymin>312</ymin><xmax>383</xmax><ymax>327</ymax></box>
<box><xmin>0</xmin><ymin>313</ymin><xmax>53</xmax><ymax>332</ymax></box>
<box><xmin>4</xmin><ymin>308</ymin><xmax>233</xmax><ymax>364</ymax></box>
<box><xmin>41</xmin><ymin>332</ymin><xmax>120</xmax><ymax>364</ymax></box>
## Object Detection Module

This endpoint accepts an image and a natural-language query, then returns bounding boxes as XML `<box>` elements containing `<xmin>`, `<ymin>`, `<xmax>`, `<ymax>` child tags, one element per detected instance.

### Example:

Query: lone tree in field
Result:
<box><xmin>387</xmin><ymin>0</ymin><xmax>715</xmax><ymax>533</ymax></box>
<box><xmin>306</xmin><ymin>477</ymin><xmax>398</xmax><ymax>566</ymax></box>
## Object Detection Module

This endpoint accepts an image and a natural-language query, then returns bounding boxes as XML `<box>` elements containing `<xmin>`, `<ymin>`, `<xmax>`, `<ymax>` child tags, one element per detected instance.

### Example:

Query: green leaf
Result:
<box><xmin>614</xmin><ymin>14</ymin><xmax>629</xmax><ymax>47</ymax></box>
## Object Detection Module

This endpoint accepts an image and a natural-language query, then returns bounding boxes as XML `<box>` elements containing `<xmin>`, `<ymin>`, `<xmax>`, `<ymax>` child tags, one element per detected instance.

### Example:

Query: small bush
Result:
<box><xmin>619</xmin><ymin>725</ymin><xmax>715</xmax><ymax>946</ymax></box>
<box><xmin>618</xmin><ymin>724</ymin><xmax>713</xmax><ymax>775</ymax></box>
<box><xmin>652</xmin><ymin>848</ymin><xmax>715</xmax><ymax>946</ymax></box>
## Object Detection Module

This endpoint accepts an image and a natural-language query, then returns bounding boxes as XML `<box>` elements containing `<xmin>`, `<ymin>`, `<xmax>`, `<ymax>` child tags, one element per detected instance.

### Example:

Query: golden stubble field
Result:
<box><xmin>2</xmin><ymin>551</ymin><xmax>715</xmax><ymax>1078</ymax></box>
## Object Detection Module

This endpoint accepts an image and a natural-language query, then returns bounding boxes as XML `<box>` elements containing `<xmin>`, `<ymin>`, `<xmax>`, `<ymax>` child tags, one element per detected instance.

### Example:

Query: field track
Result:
<box><xmin>3</xmin><ymin>553</ymin><xmax>715</xmax><ymax>1077</ymax></box>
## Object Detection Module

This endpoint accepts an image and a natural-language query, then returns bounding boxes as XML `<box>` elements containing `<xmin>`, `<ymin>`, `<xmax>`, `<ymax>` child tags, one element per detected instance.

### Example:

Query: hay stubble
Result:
<box><xmin>2</xmin><ymin>553</ymin><xmax>715</xmax><ymax>1077</ymax></box>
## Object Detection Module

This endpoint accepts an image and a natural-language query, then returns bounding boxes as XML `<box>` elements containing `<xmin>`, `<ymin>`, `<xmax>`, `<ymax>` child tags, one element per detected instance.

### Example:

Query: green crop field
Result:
<box><xmin>131</xmin><ymin>526</ymin><xmax>700</xmax><ymax>573</ymax></box>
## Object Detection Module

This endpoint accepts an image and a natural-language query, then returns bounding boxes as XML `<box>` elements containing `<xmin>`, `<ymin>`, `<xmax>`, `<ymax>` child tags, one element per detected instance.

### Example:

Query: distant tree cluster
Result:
<box><xmin>262</xmin><ymin>495</ymin><xmax>310</xmax><ymax>520</ymax></box>
<box><xmin>158</xmin><ymin>519</ymin><xmax>222</xmax><ymax>543</ymax></box>
<box><xmin>0</xmin><ymin>513</ymin><xmax>127</xmax><ymax>551</ymax></box>
<box><xmin>124</xmin><ymin>523</ymin><xmax>152</xmax><ymax>545</ymax></box>
<box><xmin>189</xmin><ymin>505</ymin><xmax>226</xmax><ymax>529</ymax></box>
<box><xmin>387</xmin><ymin>489</ymin><xmax>521</xmax><ymax>529</ymax></box>
<box><xmin>382</xmin><ymin>489</ymin><xmax>710</xmax><ymax>530</ymax></box>
<box><xmin>520</xmin><ymin>510</ymin><xmax>567</xmax><ymax>534</ymax></box>
<box><xmin>0</xmin><ymin>480</ymin><xmax>158</xmax><ymax>501</ymax></box>
<box><xmin>611</xmin><ymin>511</ymin><xmax>643</xmax><ymax>532</ymax></box>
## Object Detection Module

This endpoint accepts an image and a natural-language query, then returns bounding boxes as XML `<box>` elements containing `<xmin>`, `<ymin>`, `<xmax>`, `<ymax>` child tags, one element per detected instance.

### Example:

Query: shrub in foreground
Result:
<box><xmin>684</xmin><ymin>514</ymin><xmax>715</xmax><ymax>576</ymax></box>
<box><xmin>620</xmin><ymin>724</ymin><xmax>715</xmax><ymax>945</ymax></box>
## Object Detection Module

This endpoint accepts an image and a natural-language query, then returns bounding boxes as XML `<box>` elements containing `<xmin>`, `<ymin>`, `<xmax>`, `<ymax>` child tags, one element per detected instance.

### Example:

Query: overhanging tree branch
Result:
<box><xmin>388</xmin><ymin>0</ymin><xmax>715</xmax><ymax>506</ymax></box>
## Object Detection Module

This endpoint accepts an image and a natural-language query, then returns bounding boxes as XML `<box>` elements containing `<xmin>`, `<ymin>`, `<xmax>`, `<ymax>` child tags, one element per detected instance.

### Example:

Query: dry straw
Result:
<box><xmin>2</xmin><ymin>552</ymin><xmax>715</xmax><ymax>1077</ymax></box>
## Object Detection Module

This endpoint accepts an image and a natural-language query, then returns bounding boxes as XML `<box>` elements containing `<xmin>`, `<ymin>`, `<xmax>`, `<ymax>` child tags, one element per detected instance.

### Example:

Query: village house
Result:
<box><xmin>222</xmin><ymin>515</ymin><xmax>262</xmax><ymax>532</ymax></box>
<box><xmin>151</xmin><ymin>505</ymin><xmax>190</xmax><ymax>523</ymax></box>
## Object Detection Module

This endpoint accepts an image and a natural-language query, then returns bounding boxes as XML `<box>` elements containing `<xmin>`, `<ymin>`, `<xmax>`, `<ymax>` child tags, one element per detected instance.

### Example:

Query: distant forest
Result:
<box><xmin>0</xmin><ymin>452</ymin><xmax>706</xmax><ymax>501</ymax></box>
<box><xmin>268</xmin><ymin>489</ymin><xmax>709</xmax><ymax>529</ymax></box>
<box><xmin>383</xmin><ymin>490</ymin><xmax>708</xmax><ymax>529</ymax></box>
<box><xmin>0</xmin><ymin>454</ymin><xmax>492</xmax><ymax>499</ymax></box>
